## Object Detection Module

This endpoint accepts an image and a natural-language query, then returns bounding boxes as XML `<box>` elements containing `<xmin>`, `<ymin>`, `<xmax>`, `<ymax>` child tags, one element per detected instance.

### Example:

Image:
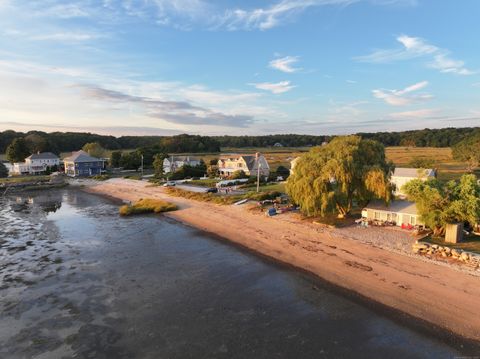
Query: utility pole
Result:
<box><xmin>141</xmin><ymin>155</ymin><xmax>144</xmax><ymax>178</ymax></box>
<box><xmin>256</xmin><ymin>153</ymin><xmax>261</xmax><ymax>193</ymax></box>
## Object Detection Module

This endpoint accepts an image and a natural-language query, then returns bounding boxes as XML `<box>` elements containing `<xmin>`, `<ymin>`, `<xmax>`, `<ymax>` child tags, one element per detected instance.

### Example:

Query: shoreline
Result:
<box><xmin>82</xmin><ymin>178</ymin><xmax>480</xmax><ymax>345</ymax></box>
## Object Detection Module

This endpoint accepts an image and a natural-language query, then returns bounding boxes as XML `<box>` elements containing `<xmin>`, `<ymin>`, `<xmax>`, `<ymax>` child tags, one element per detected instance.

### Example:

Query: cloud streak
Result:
<box><xmin>372</xmin><ymin>80</ymin><xmax>433</xmax><ymax>106</ymax></box>
<box><xmin>269</xmin><ymin>56</ymin><xmax>301</xmax><ymax>73</ymax></box>
<box><xmin>250</xmin><ymin>81</ymin><xmax>295</xmax><ymax>94</ymax></box>
<box><xmin>82</xmin><ymin>85</ymin><xmax>254</xmax><ymax>127</ymax></box>
<box><xmin>355</xmin><ymin>35</ymin><xmax>475</xmax><ymax>75</ymax></box>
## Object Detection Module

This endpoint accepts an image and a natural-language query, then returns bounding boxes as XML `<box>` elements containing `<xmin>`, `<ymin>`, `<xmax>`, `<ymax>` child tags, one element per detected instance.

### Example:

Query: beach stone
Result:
<box><xmin>444</xmin><ymin>247</ymin><xmax>451</xmax><ymax>254</ymax></box>
<box><xmin>432</xmin><ymin>244</ymin><xmax>439</xmax><ymax>249</ymax></box>
<box><xmin>451</xmin><ymin>249</ymin><xmax>460</xmax><ymax>257</ymax></box>
<box><xmin>460</xmin><ymin>252</ymin><xmax>469</xmax><ymax>261</ymax></box>
<box><xmin>441</xmin><ymin>252</ymin><xmax>447</xmax><ymax>257</ymax></box>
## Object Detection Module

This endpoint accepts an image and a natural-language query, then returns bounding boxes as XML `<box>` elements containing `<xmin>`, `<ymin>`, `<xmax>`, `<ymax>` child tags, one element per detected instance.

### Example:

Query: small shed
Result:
<box><xmin>445</xmin><ymin>223</ymin><xmax>463</xmax><ymax>243</ymax></box>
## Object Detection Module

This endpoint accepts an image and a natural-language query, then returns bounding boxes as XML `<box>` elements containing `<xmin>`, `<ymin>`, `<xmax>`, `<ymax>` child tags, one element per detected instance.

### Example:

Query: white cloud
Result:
<box><xmin>356</xmin><ymin>35</ymin><xmax>475</xmax><ymax>75</ymax></box>
<box><xmin>29</xmin><ymin>32</ymin><xmax>104</xmax><ymax>42</ymax></box>
<box><xmin>346</xmin><ymin>79</ymin><xmax>357</xmax><ymax>84</ymax></box>
<box><xmin>269</xmin><ymin>56</ymin><xmax>301</xmax><ymax>73</ymax></box>
<box><xmin>219</xmin><ymin>0</ymin><xmax>416</xmax><ymax>31</ymax></box>
<box><xmin>372</xmin><ymin>80</ymin><xmax>433</xmax><ymax>106</ymax></box>
<box><xmin>250</xmin><ymin>81</ymin><xmax>295</xmax><ymax>94</ymax></box>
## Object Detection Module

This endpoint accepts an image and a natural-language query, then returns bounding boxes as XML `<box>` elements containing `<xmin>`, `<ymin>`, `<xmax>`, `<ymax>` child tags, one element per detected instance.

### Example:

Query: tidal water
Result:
<box><xmin>0</xmin><ymin>189</ymin><xmax>477</xmax><ymax>358</ymax></box>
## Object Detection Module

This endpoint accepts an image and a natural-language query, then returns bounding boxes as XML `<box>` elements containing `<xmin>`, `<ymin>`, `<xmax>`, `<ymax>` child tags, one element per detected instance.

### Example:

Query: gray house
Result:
<box><xmin>64</xmin><ymin>150</ymin><xmax>104</xmax><ymax>177</ymax></box>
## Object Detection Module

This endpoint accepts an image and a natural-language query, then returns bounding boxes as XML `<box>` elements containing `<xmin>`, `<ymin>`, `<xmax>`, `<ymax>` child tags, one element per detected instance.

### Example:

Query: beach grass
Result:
<box><xmin>166</xmin><ymin>187</ymin><xmax>282</xmax><ymax>205</ymax></box>
<box><xmin>0</xmin><ymin>175</ymin><xmax>51</xmax><ymax>184</ymax></box>
<box><xmin>119</xmin><ymin>198</ymin><xmax>178</xmax><ymax>216</ymax></box>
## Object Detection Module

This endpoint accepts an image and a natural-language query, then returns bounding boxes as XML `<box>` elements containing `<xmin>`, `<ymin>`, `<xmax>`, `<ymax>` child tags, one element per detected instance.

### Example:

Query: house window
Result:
<box><xmin>374</xmin><ymin>211</ymin><xmax>381</xmax><ymax>220</ymax></box>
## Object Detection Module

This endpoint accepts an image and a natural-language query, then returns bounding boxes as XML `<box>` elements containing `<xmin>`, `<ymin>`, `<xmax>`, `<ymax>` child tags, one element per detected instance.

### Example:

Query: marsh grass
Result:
<box><xmin>166</xmin><ymin>187</ymin><xmax>282</xmax><ymax>205</ymax></box>
<box><xmin>119</xmin><ymin>198</ymin><xmax>178</xmax><ymax>216</ymax></box>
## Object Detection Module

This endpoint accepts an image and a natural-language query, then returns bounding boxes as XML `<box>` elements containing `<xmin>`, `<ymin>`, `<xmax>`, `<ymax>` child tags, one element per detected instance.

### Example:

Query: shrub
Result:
<box><xmin>92</xmin><ymin>174</ymin><xmax>110</xmax><ymax>181</ymax></box>
<box><xmin>119</xmin><ymin>198</ymin><xmax>178</xmax><ymax>216</ymax></box>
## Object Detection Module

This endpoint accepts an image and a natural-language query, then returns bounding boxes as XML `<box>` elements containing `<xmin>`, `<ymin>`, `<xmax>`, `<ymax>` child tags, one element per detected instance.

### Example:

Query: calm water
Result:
<box><xmin>0</xmin><ymin>189</ymin><xmax>477</xmax><ymax>358</ymax></box>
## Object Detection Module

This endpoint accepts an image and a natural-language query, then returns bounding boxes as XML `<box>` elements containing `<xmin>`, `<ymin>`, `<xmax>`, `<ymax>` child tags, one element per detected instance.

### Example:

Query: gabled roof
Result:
<box><xmin>392</xmin><ymin>167</ymin><xmax>436</xmax><ymax>178</ymax></box>
<box><xmin>365</xmin><ymin>200</ymin><xmax>418</xmax><ymax>215</ymax></box>
<box><xmin>219</xmin><ymin>154</ymin><xmax>266</xmax><ymax>171</ymax></box>
<box><xmin>64</xmin><ymin>150</ymin><xmax>103</xmax><ymax>163</ymax></box>
<box><xmin>26</xmin><ymin>152</ymin><xmax>59</xmax><ymax>160</ymax></box>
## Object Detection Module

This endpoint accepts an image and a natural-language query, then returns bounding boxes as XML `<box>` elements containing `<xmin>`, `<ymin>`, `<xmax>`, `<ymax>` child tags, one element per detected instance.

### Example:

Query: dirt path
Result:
<box><xmin>85</xmin><ymin>178</ymin><xmax>480</xmax><ymax>343</ymax></box>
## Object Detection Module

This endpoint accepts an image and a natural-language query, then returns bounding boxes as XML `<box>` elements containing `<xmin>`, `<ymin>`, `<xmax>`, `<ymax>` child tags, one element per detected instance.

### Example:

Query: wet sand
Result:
<box><xmin>0</xmin><ymin>189</ymin><xmax>477</xmax><ymax>358</ymax></box>
<box><xmin>85</xmin><ymin>178</ymin><xmax>480</xmax><ymax>345</ymax></box>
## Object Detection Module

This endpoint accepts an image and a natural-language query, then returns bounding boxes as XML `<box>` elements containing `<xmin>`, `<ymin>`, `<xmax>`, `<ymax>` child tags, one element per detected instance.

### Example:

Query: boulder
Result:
<box><xmin>460</xmin><ymin>252</ymin><xmax>470</xmax><ymax>261</ymax></box>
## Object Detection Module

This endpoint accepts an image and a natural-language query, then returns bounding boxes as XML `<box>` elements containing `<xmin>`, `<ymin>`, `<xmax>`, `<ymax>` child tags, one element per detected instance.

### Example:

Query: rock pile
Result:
<box><xmin>412</xmin><ymin>241</ymin><xmax>480</xmax><ymax>270</ymax></box>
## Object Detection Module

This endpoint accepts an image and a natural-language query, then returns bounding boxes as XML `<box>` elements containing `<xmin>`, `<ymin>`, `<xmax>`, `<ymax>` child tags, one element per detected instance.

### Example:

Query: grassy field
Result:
<box><xmin>384</xmin><ymin>147</ymin><xmax>468</xmax><ymax>181</ymax></box>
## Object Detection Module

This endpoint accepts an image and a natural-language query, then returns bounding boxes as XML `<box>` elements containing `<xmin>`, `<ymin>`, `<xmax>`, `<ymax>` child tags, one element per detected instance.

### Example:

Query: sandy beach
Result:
<box><xmin>84</xmin><ymin>178</ymin><xmax>480</xmax><ymax>343</ymax></box>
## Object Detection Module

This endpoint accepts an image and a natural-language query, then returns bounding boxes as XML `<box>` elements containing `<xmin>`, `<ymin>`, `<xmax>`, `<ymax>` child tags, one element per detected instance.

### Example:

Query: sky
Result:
<box><xmin>0</xmin><ymin>0</ymin><xmax>479</xmax><ymax>136</ymax></box>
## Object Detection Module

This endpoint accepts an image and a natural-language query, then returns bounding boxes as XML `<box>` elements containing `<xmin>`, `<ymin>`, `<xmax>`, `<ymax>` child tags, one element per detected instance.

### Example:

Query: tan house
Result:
<box><xmin>217</xmin><ymin>153</ymin><xmax>270</xmax><ymax>178</ymax></box>
<box><xmin>391</xmin><ymin>167</ymin><xmax>436</xmax><ymax>197</ymax></box>
<box><xmin>362</xmin><ymin>200</ymin><xmax>424</xmax><ymax>227</ymax></box>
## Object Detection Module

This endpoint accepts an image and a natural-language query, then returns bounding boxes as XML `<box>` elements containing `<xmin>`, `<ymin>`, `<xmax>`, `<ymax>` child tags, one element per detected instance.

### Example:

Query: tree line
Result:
<box><xmin>1</xmin><ymin>127</ymin><xmax>478</xmax><ymax>155</ymax></box>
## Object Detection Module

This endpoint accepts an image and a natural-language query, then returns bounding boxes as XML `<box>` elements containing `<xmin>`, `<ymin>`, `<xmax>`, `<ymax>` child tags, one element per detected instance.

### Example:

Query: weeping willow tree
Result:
<box><xmin>286</xmin><ymin>136</ymin><xmax>394</xmax><ymax>217</ymax></box>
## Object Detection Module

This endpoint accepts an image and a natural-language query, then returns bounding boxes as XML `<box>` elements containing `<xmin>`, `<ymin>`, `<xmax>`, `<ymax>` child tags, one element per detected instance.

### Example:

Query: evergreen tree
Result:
<box><xmin>6</xmin><ymin>138</ymin><xmax>30</xmax><ymax>163</ymax></box>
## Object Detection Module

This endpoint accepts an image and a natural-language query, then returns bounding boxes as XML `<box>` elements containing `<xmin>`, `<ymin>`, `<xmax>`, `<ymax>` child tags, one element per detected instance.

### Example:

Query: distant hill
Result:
<box><xmin>0</xmin><ymin>127</ymin><xmax>477</xmax><ymax>154</ymax></box>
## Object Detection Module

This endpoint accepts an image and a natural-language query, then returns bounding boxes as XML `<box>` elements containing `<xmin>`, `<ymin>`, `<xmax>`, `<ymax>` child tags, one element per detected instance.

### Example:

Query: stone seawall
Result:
<box><xmin>413</xmin><ymin>242</ymin><xmax>480</xmax><ymax>271</ymax></box>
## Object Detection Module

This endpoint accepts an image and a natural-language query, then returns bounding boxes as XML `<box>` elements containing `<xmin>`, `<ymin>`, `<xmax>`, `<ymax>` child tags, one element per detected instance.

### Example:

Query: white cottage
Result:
<box><xmin>362</xmin><ymin>200</ymin><xmax>424</xmax><ymax>227</ymax></box>
<box><xmin>391</xmin><ymin>167</ymin><xmax>436</xmax><ymax>197</ymax></box>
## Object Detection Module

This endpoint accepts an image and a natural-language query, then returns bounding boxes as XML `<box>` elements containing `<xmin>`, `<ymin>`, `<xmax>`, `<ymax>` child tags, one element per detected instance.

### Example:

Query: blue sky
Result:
<box><xmin>0</xmin><ymin>0</ymin><xmax>479</xmax><ymax>136</ymax></box>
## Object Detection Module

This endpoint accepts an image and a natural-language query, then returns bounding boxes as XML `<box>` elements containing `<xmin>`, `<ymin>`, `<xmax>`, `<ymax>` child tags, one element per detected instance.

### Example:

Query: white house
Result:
<box><xmin>217</xmin><ymin>153</ymin><xmax>270</xmax><ymax>178</ymax></box>
<box><xmin>391</xmin><ymin>167</ymin><xmax>436</xmax><ymax>197</ymax></box>
<box><xmin>11</xmin><ymin>152</ymin><xmax>60</xmax><ymax>175</ymax></box>
<box><xmin>362</xmin><ymin>200</ymin><xmax>424</xmax><ymax>227</ymax></box>
<box><xmin>163</xmin><ymin>156</ymin><xmax>201</xmax><ymax>174</ymax></box>
<box><xmin>25</xmin><ymin>152</ymin><xmax>60</xmax><ymax>174</ymax></box>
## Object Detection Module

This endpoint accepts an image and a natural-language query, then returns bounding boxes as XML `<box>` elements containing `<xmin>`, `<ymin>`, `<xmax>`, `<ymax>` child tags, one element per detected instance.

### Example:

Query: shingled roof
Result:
<box><xmin>26</xmin><ymin>152</ymin><xmax>59</xmax><ymax>160</ymax></box>
<box><xmin>365</xmin><ymin>200</ymin><xmax>418</xmax><ymax>216</ymax></box>
<box><xmin>393</xmin><ymin>167</ymin><xmax>436</xmax><ymax>178</ymax></box>
<box><xmin>64</xmin><ymin>150</ymin><xmax>103</xmax><ymax>163</ymax></box>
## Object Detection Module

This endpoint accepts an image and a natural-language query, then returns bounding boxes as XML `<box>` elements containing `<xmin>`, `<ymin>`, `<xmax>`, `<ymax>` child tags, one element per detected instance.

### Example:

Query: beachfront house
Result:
<box><xmin>362</xmin><ymin>200</ymin><xmax>424</xmax><ymax>228</ymax></box>
<box><xmin>10</xmin><ymin>152</ymin><xmax>60</xmax><ymax>175</ymax></box>
<box><xmin>391</xmin><ymin>167</ymin><xmax>436</xmax><ymax>197</ymax></box>
<box><xmin>163</xmin><ymin>156</ymin><xmax>201</xmax><ymax>174</ymax></box>
<box><xmin>25</xmin><ymin>152</ymin><xmax>60</xmax><ymax>174</ymax></box>
<box><xmin>217</xmin><ymin>153</ymin><xmax>270</xmax><ymax>178</ymax></box>
<box><xmin>63</xmin><ymin>150</ymin><xmax>104</xmax><ymax>177</ymax></box>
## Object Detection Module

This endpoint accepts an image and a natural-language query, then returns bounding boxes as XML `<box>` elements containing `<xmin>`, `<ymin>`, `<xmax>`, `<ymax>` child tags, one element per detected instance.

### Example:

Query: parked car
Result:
<box><xmin>163</xmin><ymin>181</ymin><xmax>176</xmax><ymax>187</ymax></box>
<box><xmin>206</xmin><ymin>187</ymin><xmax>218</xmax><ymax>193</ymax></box>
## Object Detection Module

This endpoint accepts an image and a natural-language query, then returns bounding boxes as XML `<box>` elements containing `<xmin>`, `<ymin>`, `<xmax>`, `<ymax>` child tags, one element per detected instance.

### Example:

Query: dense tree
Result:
<box><xmin>275</xmin><ymin>165</ymin><xmax>290</xmax><ymax>179</ymax></box>
<box><xmin>82</xmin><ymin>142</ymin><xmax>107</xmax><ymax>158</ymax></box>
<box><xmin>286</xmin><ymin>136</ymin><xmax>394</xmax><ymax>218</ymax></box>
<box><xmin>24</xmin><ymin>133</ymin><xmax>55</xmax><ymax>154</ymax></box>
<box><xmin>452</xmin><ymin>131</ymin><xmax>480</xmax><ymax>172</ymax></box>
<box><xmin>0</xmin><ymin>162</ymin><xmax>8</xmax><ymax>178</ymax></box>
<box><xmin>6</xmin><ymin>138</ymin><xmax>30</xmax><ymax>163</ymax></box>
<box><xmin>403</xmin><ymin>175</ymin><xmax>480</xmax><ymax>237</ymax></box>
<box><xmin>230</xmin><ymin>170</ymin><xmax>248</xmax><ymax>180</ymax></box>
<box><xmin>1</xmin><ymin>127</ymin><xmax>477</xmax><ymax>154</ymax></box>
<box><xmin>110</xmin><ymin>151</ymin><xmax>122</xmax><ymax>168</ymax></box>
<box><xmin>153</xmin><ymin>153</ymin><xmax>168</xmax><ymax>178</ymax></box>
<box><xmin>120</xmin><ymin>151</ymin><xmax>142</xmax><ymax>170</ymax></box>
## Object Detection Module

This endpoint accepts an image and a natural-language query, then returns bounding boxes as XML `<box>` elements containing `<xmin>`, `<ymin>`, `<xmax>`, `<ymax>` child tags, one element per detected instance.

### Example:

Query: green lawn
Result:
<box><xmin>239</xmin><ymin>182</ymin><xmax>286</xmax><ymax>193</ymax></box>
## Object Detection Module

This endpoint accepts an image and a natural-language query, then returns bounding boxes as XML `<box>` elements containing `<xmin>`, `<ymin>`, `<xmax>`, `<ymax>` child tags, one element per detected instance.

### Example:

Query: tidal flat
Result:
<box><xmin>0</xmin><ymin>189</ymin><xmax>477</xmax><ymax>358</ymax></box>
